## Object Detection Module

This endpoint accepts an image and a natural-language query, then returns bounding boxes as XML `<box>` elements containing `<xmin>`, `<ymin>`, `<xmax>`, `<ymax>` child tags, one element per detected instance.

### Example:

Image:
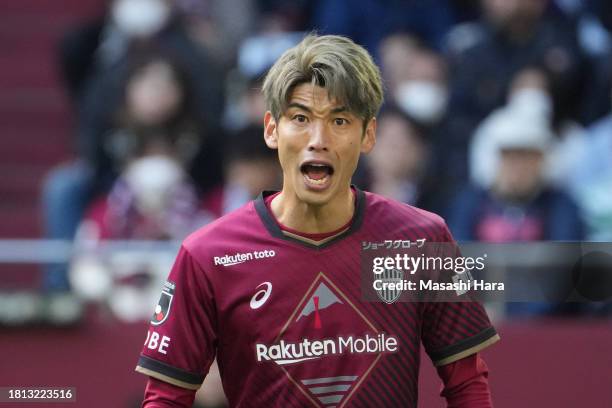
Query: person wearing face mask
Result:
<box><xmin>379</xmin><ymin>36</ymin><xmax>460</xmax><ymax>210</ymax></box>
<box><xmin>111</xmin><ymin>0</ymin><xmax>172</xmax><ymax>39</ymax></box>
<box><xmin>42</xmin><ymin>3</ymin><xmax>225</xmax><ymax>317</ymax></box>
<box><xmin>392</xmin><ymin>51</ymin><xmax>449</xmax><ymax>127</ymax></box>
<box><xmin>395</xmin><ymin>79</ymin><xmax>449</xmax><ymax>126</ymax></box>
<box><xmin>59</xmin><ymin>0</ymin><xmax>209</xmax><ymax>103</ymax></box>
<box><xmin>379</xmin><ymin>34</ymin><xmax>449</xmax><ymax>127</ymax></box>
<box><xmin>78</xmin><ymin>153</ymin><xmax>212</xmax><ymax>241</ymax></box>
<box><xmin>65</xmin><ymin>55</ymin><xmax>225</xmax><ymax>344</ymax></box>
<box><xmin>40</xmin><ymin>50</ymin><xmax>223</xmax><ymax>327</ymax></box>
<box><xmin>54</xmin><ymin>0</ymin><xmax>225</xmax><ymax>203</ymax></box>
<box><xmin>74</xmin><ymin>52</ymin><xmax>221</xmax><ymax>241</ymax></box>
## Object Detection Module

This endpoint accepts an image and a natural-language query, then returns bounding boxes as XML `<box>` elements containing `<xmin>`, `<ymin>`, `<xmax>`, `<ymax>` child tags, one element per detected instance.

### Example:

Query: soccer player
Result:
<box><xmin>136</xmin><ymin>34</ymin><xmax>499</xmax><ymax>407</ymax></box>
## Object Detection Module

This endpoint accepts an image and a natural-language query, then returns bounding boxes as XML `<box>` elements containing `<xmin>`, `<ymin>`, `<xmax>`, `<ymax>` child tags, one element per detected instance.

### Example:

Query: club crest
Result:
<box><xmin>375</xmin><ymin>268</ymin><xmax>404</xmax><ymax>304</ymax></box>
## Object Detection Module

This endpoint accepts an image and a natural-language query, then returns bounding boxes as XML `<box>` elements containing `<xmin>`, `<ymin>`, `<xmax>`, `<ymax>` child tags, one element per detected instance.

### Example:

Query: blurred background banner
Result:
<box><xmin>0</xmin><ymin>0</ymin><xmax>611</xmax><ymax>406</ymax></box>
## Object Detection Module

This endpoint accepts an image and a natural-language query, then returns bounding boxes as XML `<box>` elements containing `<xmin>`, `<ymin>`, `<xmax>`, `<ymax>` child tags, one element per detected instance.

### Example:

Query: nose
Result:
<box><xmin>307</xmin><ymin>121</ymin><xmax>329</xmax><ymax>152</ymax></box>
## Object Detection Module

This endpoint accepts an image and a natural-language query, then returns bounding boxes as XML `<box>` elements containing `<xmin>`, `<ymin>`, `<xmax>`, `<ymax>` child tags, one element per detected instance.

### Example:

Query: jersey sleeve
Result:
<box><xmin>135</xmin><ymin>245</ymin><xmax>217</xmax><ymax>390</ymax></box>
<box><xmin>143</xmin><ymin>377</ymin><xmax>196</xmax><ymax>408</ymax></box>
<box><xmin>421</xmin><ymin>225</ymin><xmax>500</xmax><ymax>366</ymax></box>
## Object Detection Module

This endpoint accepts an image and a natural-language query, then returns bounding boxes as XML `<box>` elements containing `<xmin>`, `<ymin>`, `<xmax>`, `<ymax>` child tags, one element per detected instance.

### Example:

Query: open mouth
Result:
<box><xmin>300</xmin><ymin>161</ymin><xmax>334</xmax><ymax>189</ymax></box>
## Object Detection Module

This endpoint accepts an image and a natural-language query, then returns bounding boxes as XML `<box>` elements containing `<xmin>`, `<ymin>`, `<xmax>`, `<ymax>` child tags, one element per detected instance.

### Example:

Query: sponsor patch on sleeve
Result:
<box><xmin>151</xmin><ymin>280</ymin><xmax>176</xmax><ymax>326</ymax></box>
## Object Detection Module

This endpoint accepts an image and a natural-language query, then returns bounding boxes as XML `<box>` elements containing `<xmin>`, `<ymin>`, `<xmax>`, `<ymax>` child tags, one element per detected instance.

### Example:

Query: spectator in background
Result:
<box><xmin>443</xmin><ymin>0</ymin><xmax>586</xmax><ymax>183</ymax></box>
<box><xmin>74</xmin><ymin>2</ymin><xmax>225</xmax><ymax>193</ymax></box>
<box><xmin>79</xmin><ymin>51</ymin><xmax>223</xmax><ymax>239</ymax></box>
<box><xmin>381</xmin><ymin>35</ymin><xmax>450</xmax><ymax>128</ymax></box>
<box><xmin>379</xmin><ymin>34</ymin><xmax>459</xmax><ymax>209</ymax></box>
<box><xmin>366</xmin><ymin>108</ymin><xmax>441</xmax><ymax>213</ymax></box>
<box><xmin>202</xmin><ymin>125</ymin><xmax>282</xmax><ymax>217</ymax></box>
<box><xmin>448</xmin><ymin>106</ymin><xmax>583</xmax><ymax>316</ymax></box>
<box><xmin>42</xmin><ymin>50</ymin><xmax>222</xmax><ymax>318</ymax></box>
<box><xmin>450</xmin><ymin>106</ymin><xmax>583</xmax><ymax>243</ymax></box>
<box><xmin>378</xmin><ymin>34</ymin><xmax>421</xmax><ymax>96</ymax></box>
<box><xmin>67</xmin><ymin>54</ymin><xmax>223</xmax><ymax>327</ymax></box>
<box><xmin>470</xmin><ymin>66</ymin><xmax>587</xmax><ymax>192</ymax></box>
<box><xmin>59</xmin><ymin>0</ymin><xmax>225</xmax><ymax>118</ymax></box>
<box><xmin>51</xmin><ymin>0</ymin><xmax>224</xmax><ymax>216</ymax></box>
<box><xmin>311</xmin><ymin>0</ymin><xmax>455</xmax><ymax>56</ymax></box>
<box><xmin>101</xmin><ymin>51</ymin><xmax>222</xmax><ymax>194</ymax></box>
<box><xmin>44</xmin><ymin>0</ymin><xmax>225</xmax><ymax>307</ymax></box>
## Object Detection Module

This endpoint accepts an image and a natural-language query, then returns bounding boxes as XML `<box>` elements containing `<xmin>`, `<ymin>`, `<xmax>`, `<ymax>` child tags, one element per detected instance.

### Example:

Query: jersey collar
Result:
<box><xmin>254</xmin><ymin>187</ymin><xmax>366</xmax><ymax>249</ymax></box>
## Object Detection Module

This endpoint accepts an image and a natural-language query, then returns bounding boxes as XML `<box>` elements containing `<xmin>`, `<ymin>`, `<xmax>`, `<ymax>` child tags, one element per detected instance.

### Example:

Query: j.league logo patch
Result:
<box><xmin>151</xmin><ymin>280</ymin><xmax>175</xmax><ymax>326</ymax></box>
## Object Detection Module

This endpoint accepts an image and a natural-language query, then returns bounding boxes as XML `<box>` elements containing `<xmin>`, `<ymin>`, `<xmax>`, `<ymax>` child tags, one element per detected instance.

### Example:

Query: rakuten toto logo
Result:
<box><xmin>213</xmin><ymin>250</ymin><xmax>276</xmax><ymax>267</ymax></box>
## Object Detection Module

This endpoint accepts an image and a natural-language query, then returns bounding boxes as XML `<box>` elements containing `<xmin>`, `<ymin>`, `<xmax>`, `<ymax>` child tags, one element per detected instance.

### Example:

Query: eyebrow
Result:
<box><xmin>287</xmin><ymin>103</ymin><xmax>349</xmax><ymax>115</ymax></box>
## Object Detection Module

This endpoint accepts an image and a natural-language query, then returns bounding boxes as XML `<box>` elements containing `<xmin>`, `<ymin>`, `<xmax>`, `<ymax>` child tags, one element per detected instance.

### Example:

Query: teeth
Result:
<box><xmin>305</xmin><ymin>174</ymin><xmax>329</xmax><ymax>185</ymax></box>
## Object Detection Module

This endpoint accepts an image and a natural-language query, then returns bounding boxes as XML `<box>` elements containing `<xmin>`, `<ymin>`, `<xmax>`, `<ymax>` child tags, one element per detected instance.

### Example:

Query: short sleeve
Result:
<box><xmin>135</xmin><ymin>246</ymin><xmax>217</xmax><ymax>389</ymax></box>
<box><xmin>421</xmin><ymin>225</ymin><xmax>500</xmax><ymax>366</ymax></box>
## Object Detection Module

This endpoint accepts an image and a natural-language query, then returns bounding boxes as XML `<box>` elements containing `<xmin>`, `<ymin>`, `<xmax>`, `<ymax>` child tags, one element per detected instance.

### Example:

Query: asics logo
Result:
<box><xmin>250</xmin><ymin>282</ymin><xmax>272</xmax><ymax>309</ymax></box>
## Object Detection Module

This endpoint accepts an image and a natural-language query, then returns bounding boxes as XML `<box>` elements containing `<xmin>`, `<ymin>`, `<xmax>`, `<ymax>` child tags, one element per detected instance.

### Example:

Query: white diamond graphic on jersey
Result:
<box><xmin>269</xmin><ymin>272</ymin><xmax>383</xmax><ymax>408</ymax></box>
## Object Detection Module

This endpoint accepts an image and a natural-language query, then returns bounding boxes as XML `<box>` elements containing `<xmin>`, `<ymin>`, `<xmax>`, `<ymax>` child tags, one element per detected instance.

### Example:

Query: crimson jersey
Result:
<box><xmin>136</xmin><ymin>189</ymin><xmax>499</xmax><ymax>407</ymax></box>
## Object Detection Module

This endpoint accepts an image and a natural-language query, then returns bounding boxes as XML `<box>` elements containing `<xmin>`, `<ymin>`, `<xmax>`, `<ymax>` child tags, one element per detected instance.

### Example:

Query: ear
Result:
<box><xmin>264</xmin><ymin>111</ymin><xmax>278</xmax><ymax>149</ymax></box>
<box><xmin>360</xmin><ymin>117</ymin><xmax>377</xmax><ymax>154</ymax></box>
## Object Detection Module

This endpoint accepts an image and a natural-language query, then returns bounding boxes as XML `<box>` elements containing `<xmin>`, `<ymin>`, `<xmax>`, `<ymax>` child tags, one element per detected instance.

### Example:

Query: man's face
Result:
<box><xmin>495</xmin><ymin>148</ymin><xmax>544</xmax><ymax>199</ymax></box>
<box><xmin>264</xmin><ymin>83</ymin><xmax>376</xmax><ymax>206</ymax></box>
<box><xmin>127</xmin><ymin>61</ymin><xmax>182</xmax><ymax>126</ymax></box>
<box><xmin>369</xmin><ymin>113</ymin><xmax>425</xmax><ymax>180</ymax></box>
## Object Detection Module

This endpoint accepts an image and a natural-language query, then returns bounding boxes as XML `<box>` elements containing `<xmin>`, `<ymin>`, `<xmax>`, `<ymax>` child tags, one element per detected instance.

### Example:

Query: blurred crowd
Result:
<box><xmin>10</xmin><ymin>0</ymin><xmax>610</xmax><ymax>329</ymax></box>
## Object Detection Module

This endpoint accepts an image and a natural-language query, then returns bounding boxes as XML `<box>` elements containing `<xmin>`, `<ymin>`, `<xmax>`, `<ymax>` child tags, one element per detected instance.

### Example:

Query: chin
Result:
<box><xmin>296</xmin><ymin>188</ymin><xmax>334</xmax><ymax>207</ymax></box>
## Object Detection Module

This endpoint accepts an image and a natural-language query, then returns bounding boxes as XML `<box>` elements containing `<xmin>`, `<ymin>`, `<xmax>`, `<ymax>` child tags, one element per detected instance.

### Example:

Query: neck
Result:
<box><xmin>270</xmin><ymin>186</ymin><xmax>355</xmax><ymax>234</ymax></box>
<box><xmin>492</xmin><ymin>184</ymin><xmax>540</xmax><ymax>205</ymax></box>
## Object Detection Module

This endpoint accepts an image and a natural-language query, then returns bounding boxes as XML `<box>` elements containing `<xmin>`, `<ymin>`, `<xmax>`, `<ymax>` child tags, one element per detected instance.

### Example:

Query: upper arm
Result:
<box><xmin>136</xmin><ymin>246</ymin><xmax>218</xmax><ymax>390</ymax></box>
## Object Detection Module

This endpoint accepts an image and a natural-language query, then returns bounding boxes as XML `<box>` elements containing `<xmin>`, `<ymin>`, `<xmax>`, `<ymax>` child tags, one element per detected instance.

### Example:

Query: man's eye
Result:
<box><xmin>293</xmin><ymin>114</ymin><xmax>308</xmax><ymax>123</ymax></box>
<box><xmin>334</xmin><ymin>118</ymin><xmax>348</xmax><ymax>126</ymax></box>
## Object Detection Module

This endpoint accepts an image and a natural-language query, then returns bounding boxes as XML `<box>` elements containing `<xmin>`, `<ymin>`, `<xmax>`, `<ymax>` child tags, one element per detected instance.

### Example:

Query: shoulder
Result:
<box><xmin>539</xmin><ymin>188</ymin><xmax>579</xmax><ymax>208</ymax></box>
<box><xmin>364</xmin><ymin>191</ymin><xmax>452</xmax><ymax>241</ymax></box>
<box><xmin>182</xmin><ymin>201</ymin><xmax>260</xmax><ymax>257</ymax></box>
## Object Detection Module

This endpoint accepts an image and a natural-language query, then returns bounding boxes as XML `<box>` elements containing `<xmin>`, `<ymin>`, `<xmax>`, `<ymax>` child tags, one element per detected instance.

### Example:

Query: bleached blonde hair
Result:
<box><xmin>262</xmin><ymin>34</ymin><xmax>384</xmax><ymax>126</ymax></box>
